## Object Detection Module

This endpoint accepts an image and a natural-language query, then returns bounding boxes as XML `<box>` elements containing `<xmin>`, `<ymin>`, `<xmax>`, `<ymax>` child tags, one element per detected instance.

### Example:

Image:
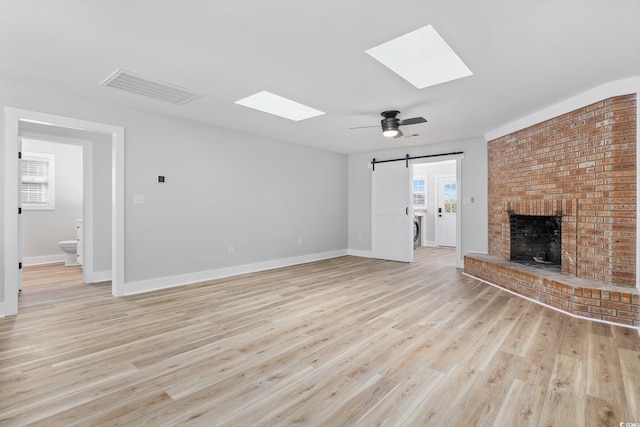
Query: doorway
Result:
<box><xmin>17</xmin><ymin>123</ymin><xmax>113</xmax><ymax>286</ymax></box>
<box><xmin>411</xmin><ymin>159</ymin><xmax>458</xmax><ymax>249</ymax></box>
<box><xmin>3</xmin><ymin>108</ymin><xmax>125</xmax><ymax>317</ymax></box>
<box><xmin>20</xmin><ymin>137</ymin><xmax>84</xmax><ymax>272</ymax></box>
<box><xmin>371</xmin><ymin>155</ymin><xmax>462</xmax><ymax>266</ymax></box>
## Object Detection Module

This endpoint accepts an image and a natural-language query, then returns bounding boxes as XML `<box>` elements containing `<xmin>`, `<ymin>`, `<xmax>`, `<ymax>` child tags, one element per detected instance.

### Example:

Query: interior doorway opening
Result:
<box><xmin>370</xmin><ymin>154</ymin><xmax>462</xmax><ymax>267</ymax></box>
<box><xmin>411</xmin><ymin>159</ymin><xmax>458</xmax><ymax>249</ymax></box>
<box><xmin>20</xmin><ymin>135</ymin><xmax>85</xmax><ymax>274</ymax></box>
<box><xmin>3</xmin><ymin>108</ymin><xmax>125</xmax><ymax>317</ymax></box>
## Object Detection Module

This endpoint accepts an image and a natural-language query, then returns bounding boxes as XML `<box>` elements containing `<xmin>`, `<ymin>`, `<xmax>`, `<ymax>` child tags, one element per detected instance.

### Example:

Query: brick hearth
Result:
<box><xmin>465</xmin><ymin>93</ymin><xmax>638</xmax><ymax>327</ymax></box>
<box><xmin>465</xmin><ymin>254</ymin><xmax>639</xmax><ymax>327</ymax></box>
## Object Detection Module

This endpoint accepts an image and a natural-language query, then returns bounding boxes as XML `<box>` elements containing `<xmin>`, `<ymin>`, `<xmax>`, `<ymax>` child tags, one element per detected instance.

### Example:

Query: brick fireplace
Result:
<box><xmin>465</xmin><ymin>94</ymin><xmax>639</xmax><ymax>327</ymax></box>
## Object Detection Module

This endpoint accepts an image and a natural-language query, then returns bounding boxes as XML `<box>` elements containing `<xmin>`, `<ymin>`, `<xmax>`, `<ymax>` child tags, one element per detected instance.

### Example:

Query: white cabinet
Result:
<box><xmin>76</xmin><ymin>219</ymin><xmax>83</xmax><ymax>266</ymax></box>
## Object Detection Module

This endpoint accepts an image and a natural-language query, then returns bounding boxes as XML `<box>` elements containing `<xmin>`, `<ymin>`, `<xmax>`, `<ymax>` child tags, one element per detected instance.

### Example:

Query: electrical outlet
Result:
<box><xmin>297</xmin><ymin>238</ymin><xmax>303</xmax><ymax>246</ymax></box>
<box><xmin>228</xmin><ymin>245</ymin><xmax>234</xmax><ymax>254</ymax></box>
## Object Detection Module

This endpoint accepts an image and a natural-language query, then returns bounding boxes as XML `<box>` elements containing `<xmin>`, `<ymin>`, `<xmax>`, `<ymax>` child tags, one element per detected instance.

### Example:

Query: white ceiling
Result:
<box><xmin>1</xmin><ymin>0</ymin><xmax>638</xmax><ymax>154</ymax></box>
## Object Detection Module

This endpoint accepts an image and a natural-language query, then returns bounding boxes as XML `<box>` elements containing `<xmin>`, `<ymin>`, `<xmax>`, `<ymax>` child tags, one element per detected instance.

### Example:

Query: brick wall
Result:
<box><xmin>488</xmin><ymin>94</ymin><xmax>637</xmax><ymax>287</ymax></box>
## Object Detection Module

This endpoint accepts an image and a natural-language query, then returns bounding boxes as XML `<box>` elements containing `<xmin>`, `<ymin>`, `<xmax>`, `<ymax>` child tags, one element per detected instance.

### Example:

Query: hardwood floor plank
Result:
<box><xmin>346</xmin><ymin>367</ymin><xmax>443</xmax><ymax>426</ymax></box>
<box><xmin>466</xmin><ymin>296</ymin><xmax>526</xmax><ymax>372</ymax></box>
<box><xmin>585</xmin><ymin>395</ymin><xmax>622</xmax><ymax>427</ymax></box>
<box><xmin>500</xmin><ymin>303</ymin><xmax>544</xmax><ymax>358</ymax></box>
<box><xmin>400</xmin><ymin>362</ymin><xmax>483</xmax><ymax>426</ymax></box>
<box><xmin>516</xmin><ymin>309</ymin><xmax>565</xmax><ymax>388</ymax></box>
<box><xmin>456</xmin><ymin>351</ymin><xmax>522</xmax><ymax>425</ymax></box>
<box><xmin>557</xmin><ymin>316</ymin><xmax>590</xmax><ymax>360</ymax></box>
<box><xmin>617</xmin><ymin>347</ymin><xmax>640</xmax><ymax>420</ymax></box>
<box><xmin>493</xmin><ymin>378</ymin><xmax>546</xmax><ymax>427</ymax></box>
<box><xmin>538</xmin><ymin>354</ymin><xmax>587</xmax><ymax>427</ymax></box>
<box><xmin>586</xmin><ymin>333</ymin><xmax>629</xmax><ymax>422</ymax></box>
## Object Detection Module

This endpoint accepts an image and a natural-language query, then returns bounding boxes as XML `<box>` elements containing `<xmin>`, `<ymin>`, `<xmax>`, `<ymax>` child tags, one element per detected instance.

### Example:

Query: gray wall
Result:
<box><xmin>348</xmin><ymin>138</ymin><xmax>488</xmax><ymax>263</ymax></box>
<box><xmin>21</xmin><ymin>139</ymin><xmax>83</xmax><ymax>260</ymax></box>
<box><xmin>0</xmin><ymin>78</ymin><xmax>348</xmax><ymax>296</ymax></box>
<box><xmin>123</xmin><ymin>117</ymin><xmax>348</xmax><ymax>282</ymax></box>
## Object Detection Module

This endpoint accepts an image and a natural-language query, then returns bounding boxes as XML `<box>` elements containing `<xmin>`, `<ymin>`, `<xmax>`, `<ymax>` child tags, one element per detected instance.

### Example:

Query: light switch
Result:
<box><xmin>133</xmin><ymin>194</ymin><xmax>145</xmax><ymax>205</ymax></box>
<box><xmin>463</xmin><ymin>197</ymin><xmax>476</xmax><ymax>204</ymax></box>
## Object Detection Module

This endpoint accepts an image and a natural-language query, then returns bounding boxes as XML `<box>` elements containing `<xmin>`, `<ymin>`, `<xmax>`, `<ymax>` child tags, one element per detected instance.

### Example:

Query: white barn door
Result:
<box><xmin>371</xmin><ymin>161</ymin><xmax>413</xmax><ymax>262</ymax></box>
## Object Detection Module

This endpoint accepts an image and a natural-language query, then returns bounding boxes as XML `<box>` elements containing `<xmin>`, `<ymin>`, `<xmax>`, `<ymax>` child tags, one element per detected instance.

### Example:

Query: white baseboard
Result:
<box><xmin>123</xmin><ymin>250</ymin><xmax>349</xmax><ymax>296</ymax></box>
<box><xmin>22</xmin><ymin>254</ymin><xmax>66</xmax><ymax>266</ymax></box>
<box><xmin>86</xmin><ymin>270</ymin><xmax>111</xmax><ymax>284</ymax></box>
<box><xmin>347</xmin><ymin>249</ymin><xmax>372</xmax><ymax>258</ymax></box>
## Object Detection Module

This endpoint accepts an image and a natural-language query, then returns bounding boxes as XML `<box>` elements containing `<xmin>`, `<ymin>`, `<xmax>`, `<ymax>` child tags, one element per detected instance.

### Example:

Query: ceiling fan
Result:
<box><xmin>351</xmin><ymin>110</ymin><xmax>427</xmax><ymax>138</ymax></box>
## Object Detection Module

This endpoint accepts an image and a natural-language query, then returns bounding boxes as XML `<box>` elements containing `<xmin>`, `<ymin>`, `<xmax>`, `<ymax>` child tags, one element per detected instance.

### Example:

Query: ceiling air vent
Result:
<box><xmin>100</xmin><ymin>69</ymin><xmax>200</xmax><ymax>105</ymax></box>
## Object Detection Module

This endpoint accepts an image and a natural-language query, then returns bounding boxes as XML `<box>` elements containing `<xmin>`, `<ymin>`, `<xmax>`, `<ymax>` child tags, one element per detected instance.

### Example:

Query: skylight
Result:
<box><xmin>235</xmin><ymin>91</ymin><xmax>325</xmax><ymax>121</ymax></box>
<box><xmin>366</xmin><ymin>25</ymin><xmax>472</xmax><ymax>89</ymax></box>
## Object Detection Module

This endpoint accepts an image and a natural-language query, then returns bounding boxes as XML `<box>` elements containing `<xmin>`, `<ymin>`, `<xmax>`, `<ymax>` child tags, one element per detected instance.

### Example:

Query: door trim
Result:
<box><xmin>3</xmin><ymin>108</ymin><xmax>125</xmax><ymax>317</ymax></box>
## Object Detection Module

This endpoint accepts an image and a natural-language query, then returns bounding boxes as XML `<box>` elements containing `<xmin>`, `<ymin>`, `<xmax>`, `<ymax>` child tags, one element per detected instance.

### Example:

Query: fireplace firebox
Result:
<box><xmin>509</xmin><ymin>214</ymin><xmax>561</xmax><ymax>269</ymax></box>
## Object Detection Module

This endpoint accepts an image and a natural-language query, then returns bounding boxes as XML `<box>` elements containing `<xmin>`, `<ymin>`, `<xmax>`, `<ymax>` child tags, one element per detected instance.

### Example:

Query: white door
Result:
<box><xmin>436</xmin><ymin>175</ymin><xmax>457</xmax><ymax>247</ymax></box>
<box><xmin>371</xmin><ymin>161</ymin><xmax>413</xmax><ymax>262</ymax></box>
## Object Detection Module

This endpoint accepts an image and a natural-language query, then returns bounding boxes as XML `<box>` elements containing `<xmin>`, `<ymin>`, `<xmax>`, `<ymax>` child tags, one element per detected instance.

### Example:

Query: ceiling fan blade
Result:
<box><xmin>393</xmin><ymin>129</ymin><xmax>404</xmax><ymax>138</ymax></box>
<box><xmin>349</xmin><ymin>125</ymin><xmax>380</xmax><ymax>129</ymax></box>
<box><xmin>398</xmin><ymin>117</ymin><xmax>427</xmax><ymax>126</ymax></box>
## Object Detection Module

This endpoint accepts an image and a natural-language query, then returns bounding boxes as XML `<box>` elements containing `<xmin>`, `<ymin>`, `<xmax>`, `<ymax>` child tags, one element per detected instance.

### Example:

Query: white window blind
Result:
<box><xmin>21</xmin><ymin>152</ymin><xmax>55</xmax><ymax>210</ymax></box>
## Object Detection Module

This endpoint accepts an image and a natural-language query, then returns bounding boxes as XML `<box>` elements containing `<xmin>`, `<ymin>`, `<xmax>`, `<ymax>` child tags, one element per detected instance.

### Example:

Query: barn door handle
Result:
<box><xmin>406</xmin><ymin>207</ymin><xmax>409</xmax><ymax>215</ymax></box>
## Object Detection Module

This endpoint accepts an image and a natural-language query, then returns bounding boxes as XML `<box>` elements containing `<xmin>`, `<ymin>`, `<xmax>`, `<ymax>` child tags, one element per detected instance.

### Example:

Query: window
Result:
<box><xmin>443</xmin><ymin>182</ymin><xmax>457</xmax><ymax>213</ymax></box>
<box><xmin>413</xmin><ymin>177</ymin><xmax>426</xmax><ymax>207</ymax></box>
<box><xmin>21</xmin><ymin>152</ymin><xmax>55</xmax><ymax>210</ymax></box>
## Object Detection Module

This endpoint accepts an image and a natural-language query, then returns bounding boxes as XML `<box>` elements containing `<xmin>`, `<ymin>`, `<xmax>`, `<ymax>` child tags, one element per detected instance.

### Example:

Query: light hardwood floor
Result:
<box><xmin>1</xmin><ymin>248</ymin><xmax>639</xmax><ymax>426</ymax></box>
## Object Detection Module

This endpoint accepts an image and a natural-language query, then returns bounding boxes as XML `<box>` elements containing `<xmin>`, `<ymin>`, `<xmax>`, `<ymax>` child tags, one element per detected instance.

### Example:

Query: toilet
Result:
<box><xmin>58</xmin><ymin>240</ymin><xmax>78</xmax><ymax>266</ymax></box>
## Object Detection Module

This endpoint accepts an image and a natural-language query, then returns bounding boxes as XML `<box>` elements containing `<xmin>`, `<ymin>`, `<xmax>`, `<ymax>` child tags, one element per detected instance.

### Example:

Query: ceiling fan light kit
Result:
<box><xmin>381</xmin><ymin>110</ymin><xmax>401</xmax><ymax>137</ymax></box>
<box><xmin>383</xmin><ymin>128</ymin><xmax>400</xmax><ymax>138</ymax></box>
